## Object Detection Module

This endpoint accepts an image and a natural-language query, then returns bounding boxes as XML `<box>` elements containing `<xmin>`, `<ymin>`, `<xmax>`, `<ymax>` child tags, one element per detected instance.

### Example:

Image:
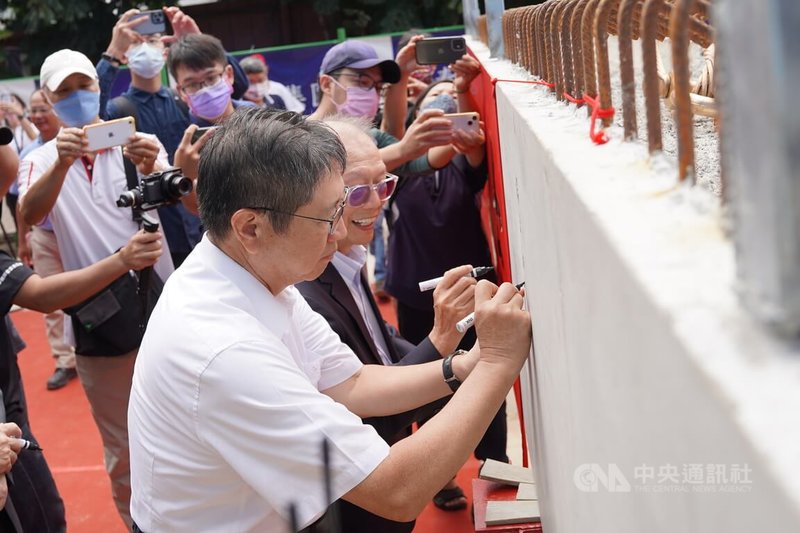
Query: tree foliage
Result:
<box><xmin>0</xmin><ymin>0</ymin><xmax>464</xmax><ymax>78</ymax></box>
<box><xmin>307</xmin><ymin>0</ymin><xmax>463</xmax><ymax>36</ymax></box>
<box><xmin>0</xmin><ymin>1</ymin><xmax>178</xmax><ymax>77</ymax></box>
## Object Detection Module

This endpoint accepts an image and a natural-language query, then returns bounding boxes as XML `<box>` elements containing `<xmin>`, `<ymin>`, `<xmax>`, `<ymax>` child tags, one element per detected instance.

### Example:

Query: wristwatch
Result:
<box><xmin>101</xmin><ymin>53</ymin><xmax>122</xmax><ymax>67</ymax></box>
<box><xmin>442</xmin><ymin>349</ymin><xmax>467</xmax><ymax>392</ymax></box>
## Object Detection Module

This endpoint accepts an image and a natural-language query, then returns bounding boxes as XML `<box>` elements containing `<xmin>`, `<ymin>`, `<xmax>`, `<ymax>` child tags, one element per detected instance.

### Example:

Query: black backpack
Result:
<box><xmin>110</xmin><ymin>88</ymin><xmax>190</xmax><ymax>124</ymax></box>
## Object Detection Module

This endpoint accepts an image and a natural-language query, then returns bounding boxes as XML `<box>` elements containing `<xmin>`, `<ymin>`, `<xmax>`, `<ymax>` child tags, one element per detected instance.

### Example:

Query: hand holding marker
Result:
<box><xmin>16</xmin><ymin>438</ymin><xmax>42</xmax><ymax>451</ymax></box>
<box><xmin>418</xmin><ymin>266</ymin><xmax>494</xmax><ymax>292</ymax></box>
<box><xmin>455</xmin><ymin>281</ymin><xmax>526</xmax><ymax>333</ymax></box>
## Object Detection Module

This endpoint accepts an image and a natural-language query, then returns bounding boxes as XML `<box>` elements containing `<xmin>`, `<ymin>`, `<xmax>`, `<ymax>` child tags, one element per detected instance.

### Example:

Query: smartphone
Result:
<box><xmin>415</xmin><ymin>37</ymin><xmax>467</xmax><ymax>65</ymax></box>
<box><xmin>444</xmin><ymin>112</ymin><xmax>480</xmax><ymax>134</ymax></box>
<box><xmin>131</xmin><ymin>10</ymin><xmax>167</xmax><ymax>35</ymax></box>
<box><xmin>191</xmin><ymin>126</ymin><xmax>217</xmax><ymax>144</ymax></box>
<box><xmin>84</xmin><ymin>117</ymin><xmax>136</xmax><ymax>152</ymax></box>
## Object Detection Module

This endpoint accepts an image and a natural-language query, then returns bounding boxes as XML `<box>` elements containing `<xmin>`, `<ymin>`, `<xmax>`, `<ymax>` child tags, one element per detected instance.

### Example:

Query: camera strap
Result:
<box><xmin>120</xmin><ymin>152</ymin><xmax>155</xmax><ymax>322</ymax></box>
<box><xmin>121</xmin><ymin>153</ymin><xmax>142</xmax><ymax>224</ymax></box>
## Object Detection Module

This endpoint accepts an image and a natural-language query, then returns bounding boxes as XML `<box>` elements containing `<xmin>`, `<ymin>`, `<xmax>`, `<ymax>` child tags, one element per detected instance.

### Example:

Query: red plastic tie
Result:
<box><xmin>563</xmin><ymin>92</ymin><xmax>585</xmax><ymax>105</ymax></box>
<box><xmin>491</xmin><ymin>77</ymin><xmax>555</xmax><ymax>94</ymax></box>
<box><xmin>582</xmin><ymin>94</ymin><xmax>615</xmax><ymax>145</ymax></box>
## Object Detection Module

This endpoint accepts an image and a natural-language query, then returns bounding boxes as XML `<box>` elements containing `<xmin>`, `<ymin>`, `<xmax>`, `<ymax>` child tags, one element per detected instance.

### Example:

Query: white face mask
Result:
<box><xmin>246</xmin><ymin>81</ymin><xmax>270</xmax><ymax>100</ymax></box>
<box><xmin>126</xmin><ymin>43</ymin><xmax>165</xmax><ymax>79</ymax></box>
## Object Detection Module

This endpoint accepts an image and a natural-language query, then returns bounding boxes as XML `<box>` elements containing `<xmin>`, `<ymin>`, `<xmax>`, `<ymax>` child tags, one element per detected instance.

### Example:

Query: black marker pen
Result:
<box><xmin>455</xmin><ymin>281</ymin><xmax>525</xmax><ymax>333</ymax></box>
<box><xmin>418</xmin><ymin>266</ymin><xmax>494</xmax><ymax>292</ymax></box>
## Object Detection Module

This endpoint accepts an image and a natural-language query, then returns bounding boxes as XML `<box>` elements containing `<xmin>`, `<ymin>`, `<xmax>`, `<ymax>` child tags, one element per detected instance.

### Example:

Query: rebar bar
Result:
<box><xmin>670</xmin><ymin>0</ymin><xmax>696</xmax><ymax>182</ymax></box>
<box><xmin>570</xmin><ymin>0</ymin><xmax>589</xmax><ymax>106</ymax></box>
<box><xmin>618</xmin><ymin>0</ymin><xmax>644</xmax><ymax>139</ymax></box>
<box><xmin>534</xmin><ymin>4</ymin><xmax>546</xmax><ymax>78</ymax></box>
<box><xmin>582</xmin><ymin>0</ymin><xmax>601</xmax><ymax>115</ymax></box>
<box><xmin>551</xmin><ymin>0</ymin><xmax>568</xmax><ymax>101</ymax></box>
<box><xmin>595</xmin><ymin>0</ymin><xmax>620</xmax><ymax>128</ymax></box>
<box><xmin>560</xmin><ymin>0</ymin><xmax>583</xmax><ymax>98</ymax></box>
<box><xmin>527</xmin><ymin>5</ymin><xmax>539</xmax><ymax>73</ymax></box>
<box><xmin>543</xmin><ymin>0</ymin><xmax>560</xmax><ymax>91</ymax></box>
<box><xmin>641</xmin><ymin>0</ymin><xmax>669</xmax><ymax>153</ymax></box>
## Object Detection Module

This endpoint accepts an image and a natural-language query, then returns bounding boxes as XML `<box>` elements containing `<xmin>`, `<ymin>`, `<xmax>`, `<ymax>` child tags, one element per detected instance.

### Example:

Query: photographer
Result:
<box><xmin>98</xmin><ymin>7</ymin><xmax>250</xmax><ymax>267</ymax></box>
<box><xmin>18</xmin><ymin>49</ymin><xmax>173</xmax><ymax>528</ymax></box>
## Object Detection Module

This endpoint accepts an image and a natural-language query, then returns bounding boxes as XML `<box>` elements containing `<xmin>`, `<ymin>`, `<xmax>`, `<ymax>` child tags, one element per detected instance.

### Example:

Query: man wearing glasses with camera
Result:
<box><xmin>128</xmin><ymin>107</ymin><xmax>531</xmax><ymax>532</ymax></box>
<box><xmin>296</xmin><ymin>117</ymin><xmax>478</xmax><ymax>532</ymax></box>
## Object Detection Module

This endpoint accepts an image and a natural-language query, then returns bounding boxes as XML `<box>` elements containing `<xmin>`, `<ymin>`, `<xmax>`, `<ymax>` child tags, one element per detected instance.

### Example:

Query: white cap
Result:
<box><xmin>40</xmin><ymin>49</ymin><xmax>98</xmax><ymax>92</ymax></box>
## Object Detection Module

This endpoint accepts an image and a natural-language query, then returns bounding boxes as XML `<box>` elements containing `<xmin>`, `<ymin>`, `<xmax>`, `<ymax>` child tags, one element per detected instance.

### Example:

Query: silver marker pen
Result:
<box><xmin>455</xmin><ymin>281</ymin><xmax>525</xmax><ymax>333</ymax></box>
<box><xmin>418</xmin><ymin>266</ymin><xmax>494</xmax><ymax>292</ymax></box>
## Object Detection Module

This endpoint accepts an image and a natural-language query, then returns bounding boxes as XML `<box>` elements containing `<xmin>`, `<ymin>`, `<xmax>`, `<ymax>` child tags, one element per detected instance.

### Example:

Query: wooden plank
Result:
<box><xmin>515</xmin><ymin>483</ymin><xmax>538</xmax><ymax>500</ymax></box>
<box><xmin>479</xmin><ymin>458</ymin><xmax>535</xmax><ymax>486</ymax></box>
<box><xmin>485</xmin><ymin>500</ymin><xmax>541</xmax><ymax>526</ymax></box>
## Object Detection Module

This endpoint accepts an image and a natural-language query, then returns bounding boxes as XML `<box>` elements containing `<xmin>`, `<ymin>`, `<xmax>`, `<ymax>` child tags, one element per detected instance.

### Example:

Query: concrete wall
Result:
<box><xmin>471</xmin><ymin>40</ymin><xmax>800</xmax><ymax>533</ymax></box>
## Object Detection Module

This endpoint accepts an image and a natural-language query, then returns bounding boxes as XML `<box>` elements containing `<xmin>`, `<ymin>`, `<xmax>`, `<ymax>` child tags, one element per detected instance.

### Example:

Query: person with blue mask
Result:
<box><xmin>97</xmin><ymin>7</ymin><xmax>250</xmax><ymax>268</ymax></box>
<box><xmin>18</xmin><ymin>48</ymin><xmax>174</xmax><ymax>529</ymax></box>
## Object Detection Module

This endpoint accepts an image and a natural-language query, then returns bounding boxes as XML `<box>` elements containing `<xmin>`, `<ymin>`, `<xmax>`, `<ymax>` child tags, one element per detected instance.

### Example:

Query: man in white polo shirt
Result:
<box><xmin>128</xmin><ymin>107</ymin><xmax>532</xmax><ymax>532</ymax></box>
<box><xmin>18</xmin><ymin>49</ymin><xmax>173</xmax><ymax>528</ymax></box>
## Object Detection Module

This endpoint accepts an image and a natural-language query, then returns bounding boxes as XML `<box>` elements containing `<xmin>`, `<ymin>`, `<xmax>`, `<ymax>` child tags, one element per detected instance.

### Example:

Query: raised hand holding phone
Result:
<box><xmin>55</xmin><ymin>128</ymin><xmax>88</xmax><ymax>166</ymax></box>
<box><xmin>130</xmin><ymin>9</ymin><xmax>168</xmax><ymax>35</ymax></box>
<box><xmin>444</xmin><ymin>112</ymin><xmax>480</xmax><ymax>134</ymax></box>
<box><xmin>84</xmin><ymin>117</ymin><xmax>136</xmax><ymax>152</ymax></box>
<box><xmin>415</xmin><ymin>37</ymin><xmax>468</xmax><ymax>65</ymax></box>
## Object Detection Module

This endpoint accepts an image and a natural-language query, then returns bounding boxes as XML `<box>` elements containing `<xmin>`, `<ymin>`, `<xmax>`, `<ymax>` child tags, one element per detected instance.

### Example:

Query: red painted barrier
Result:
<box><xmin>466</xmin><ymin>47</ymin><xmax>529</xmax><ymax>468</ymax></box>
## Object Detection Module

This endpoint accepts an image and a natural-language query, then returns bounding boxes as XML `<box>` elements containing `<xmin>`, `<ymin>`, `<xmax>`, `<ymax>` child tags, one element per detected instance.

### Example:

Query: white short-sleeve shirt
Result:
<box><xmin>128</xmin><ymin>236</ymin><xmax>390</xmax><ymax>532</ymax></box>
<box><xmin>18</xmin><ymin>136</ymin><xmax>173</xmax><ymax>281</ymax></box>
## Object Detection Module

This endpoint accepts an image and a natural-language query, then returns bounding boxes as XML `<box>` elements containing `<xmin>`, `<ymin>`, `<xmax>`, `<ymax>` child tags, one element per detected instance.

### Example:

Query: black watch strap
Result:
<box><xmin>442</xmin><ymin>349</ymin><xmax>467</xmax><ymax>392</ymax></box>
<box><xmin>101</xmin><ymin>53</ymin><xmax>122</xmax><ymax>66</ymax></box>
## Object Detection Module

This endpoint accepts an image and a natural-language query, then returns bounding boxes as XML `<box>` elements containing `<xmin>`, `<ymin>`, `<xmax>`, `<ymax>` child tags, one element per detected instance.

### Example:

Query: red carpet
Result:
<box><xmin>13</xmin><ymin>304</ymin><xmax>479</xmax><ymax>532</ymax></box>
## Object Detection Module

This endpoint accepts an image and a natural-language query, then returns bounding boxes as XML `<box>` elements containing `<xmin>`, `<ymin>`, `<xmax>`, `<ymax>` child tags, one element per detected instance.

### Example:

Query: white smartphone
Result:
<box><xmin>84</xmin><ymin>117</ymin><xmax>136</xmax><ymax>152</ymax></box>
<box><xmin>444</xmin><ymin>112</ymin><xmax>480</xmax><ymax>133</ymax></box>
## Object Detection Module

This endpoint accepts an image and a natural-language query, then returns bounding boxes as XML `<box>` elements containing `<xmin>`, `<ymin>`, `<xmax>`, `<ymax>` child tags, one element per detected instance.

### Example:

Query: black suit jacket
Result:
<box><xmin>297</xmin><ymin>262</ymin><xmax>446</xmax><ymax>446</ymax></box>
<box><xmin>297</xmin><ymin>263</ymin><xmax>450</xmax><ymax>533</ymax></box>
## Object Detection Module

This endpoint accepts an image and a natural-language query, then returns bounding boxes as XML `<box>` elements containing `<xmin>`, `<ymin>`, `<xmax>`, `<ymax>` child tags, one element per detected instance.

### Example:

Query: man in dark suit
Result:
<box><xmin>296</xmin><ymin>117</ymin><xmax>478</xmax><ymax>532</ymax></box>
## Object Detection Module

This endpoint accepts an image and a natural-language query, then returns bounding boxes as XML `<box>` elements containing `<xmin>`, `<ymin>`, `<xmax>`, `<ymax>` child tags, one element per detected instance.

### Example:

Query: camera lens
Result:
<box><xmin>116</xmin><ymin>190</ymin><xmax>140</xmax><ymax>208</ymax></box>
<box><xmin>453</xmin><ymin>40</ymin><xmax>465</xmax><ymax>51</ymax></box>
<box><xmin>165</xmin><ymin>174</ymin><xmax>193</xmax><ymax>199</ymax></box>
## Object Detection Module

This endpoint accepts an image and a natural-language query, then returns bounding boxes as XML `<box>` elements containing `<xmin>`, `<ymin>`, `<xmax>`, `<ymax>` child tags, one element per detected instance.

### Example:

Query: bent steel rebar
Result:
<box><xmin>671</xmin><ymin>0</ymin><xmax>702</xmax><ymax>182</ymax></box>
<box><xmin>582</xmin><ymin>0</ymin><xmax>601</xmax><ymax>115</ymax></box>
<box><xmin>618</xmin><ymin>0</ymin><xmax>644</xmax><ymax>139</ymax></box>
<box><xmin>595</xmin><ymin>0</ymin><xmax>621</xmax><ymax>128</ymax></box>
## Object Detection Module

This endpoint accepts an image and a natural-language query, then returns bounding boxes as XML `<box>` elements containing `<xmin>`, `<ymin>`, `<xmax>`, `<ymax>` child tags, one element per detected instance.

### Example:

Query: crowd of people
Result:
<box><xmin>0</xmin><ymin>6</ymin><xmax>532</xmax><ymax>532</ymax></box>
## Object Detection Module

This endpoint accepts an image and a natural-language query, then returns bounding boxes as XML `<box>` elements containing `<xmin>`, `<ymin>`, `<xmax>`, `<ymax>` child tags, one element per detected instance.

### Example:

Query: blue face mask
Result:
<box><xmin>52</xmin><ymin>90</ymin><xmax>100</xmax><ymax>128</ymax></box>
<box><xmin>420</xmin><ymin>93</ymin><xmax>457</xmax><ymax>114</ymax></box>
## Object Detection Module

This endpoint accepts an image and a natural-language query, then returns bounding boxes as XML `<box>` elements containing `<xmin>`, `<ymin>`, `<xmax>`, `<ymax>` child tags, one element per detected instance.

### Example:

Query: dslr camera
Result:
<box><xmin>117</xmin><ymin>167</ymin><xmax>193</xmax><ymax>212</ymax></box>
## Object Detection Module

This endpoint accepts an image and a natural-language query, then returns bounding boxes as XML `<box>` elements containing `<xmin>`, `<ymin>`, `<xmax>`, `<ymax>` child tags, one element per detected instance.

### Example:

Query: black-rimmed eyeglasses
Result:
<box><xmin>333</xmin><ymin>71</ymin><xmax>383</xmax><ymax>92</ymax></box>
<box><xmin>247</xmin><ymin>194</ymin><xmax>348</xmax><ymax>236</ymax></box>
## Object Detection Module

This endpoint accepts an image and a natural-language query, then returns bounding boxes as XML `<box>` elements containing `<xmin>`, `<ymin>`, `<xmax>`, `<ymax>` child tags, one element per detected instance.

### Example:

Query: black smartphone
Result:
<box><xmin>131</xmin><ymin>10</ymin><xmax>167</xmax><ymax>35</ymax></box>
<box><xmin>415</xmin><ymin>37</ymin><xmax>467</xmax><ymax>65</ymax></box>
<box><xmin>191</xmin><ymin>126</ymin><xmax>217</xmax><ymax>144</ymax></box>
